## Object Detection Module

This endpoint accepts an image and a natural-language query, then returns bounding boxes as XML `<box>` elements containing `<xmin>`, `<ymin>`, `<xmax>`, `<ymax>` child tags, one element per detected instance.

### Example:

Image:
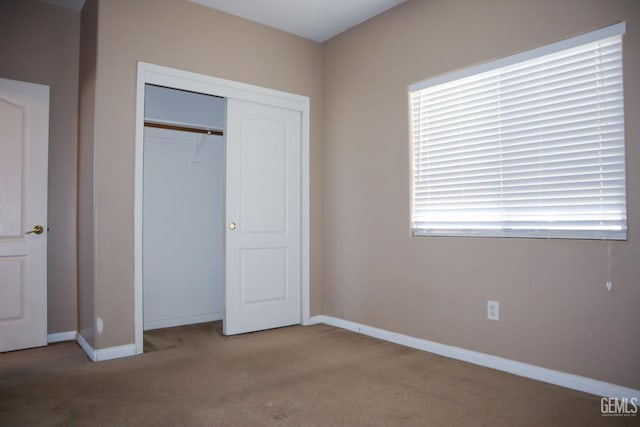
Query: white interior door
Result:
<box><xmin>143</xmin><ymin>127</ymin><xmax>224</xmax><ymax>330</ymax></box>
<box><xmin>224</xmin><ymin>99</ymin><xmax>301</xmax><ymax>335</ymax></box>
<box><xmin>0</xmin><ymin>77</ymin><xmax>49</xmax><ymax>352</ymax></box>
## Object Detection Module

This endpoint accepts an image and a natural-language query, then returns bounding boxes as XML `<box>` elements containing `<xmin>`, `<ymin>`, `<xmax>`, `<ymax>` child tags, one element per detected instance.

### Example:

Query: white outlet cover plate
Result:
<box><xmin>487</xmin><ymin>300</ymin><xmax>500</xmax><ymax>321</ymax></box>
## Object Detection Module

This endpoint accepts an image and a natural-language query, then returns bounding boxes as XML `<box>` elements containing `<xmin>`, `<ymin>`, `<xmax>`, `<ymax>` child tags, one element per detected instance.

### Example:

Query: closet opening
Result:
<box><xmin>142</xmin><ymin>84</ymin><xmax>226</xmax><ymax>339</ymax></box>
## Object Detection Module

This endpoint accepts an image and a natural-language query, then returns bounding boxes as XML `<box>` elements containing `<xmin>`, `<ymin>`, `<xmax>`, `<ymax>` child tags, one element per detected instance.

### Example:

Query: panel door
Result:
<box><xmin>224</xmin><ymin>99</ymin><xmax>301</xmax><ymax>335</ymax></box>
<box><xmin>0</xmin><ymin>77</ymin><xmax>49</xmax><ymax>352</ymax></box>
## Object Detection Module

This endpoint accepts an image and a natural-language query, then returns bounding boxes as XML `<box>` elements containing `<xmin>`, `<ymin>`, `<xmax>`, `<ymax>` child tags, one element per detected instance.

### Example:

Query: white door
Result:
<box><xmin>224</xmin><ymin>99</ymin><xmax>301</xmax><ymax>335</ymax></box>
<box><xmin>143</xmin><ymin>127</ymin><xmax>225</xmax><ymax>330</ymax></box>
<box><xmin>0</xmin><ymin>77</ymin><xmax>49</xmax><ymax>352</ymax></box>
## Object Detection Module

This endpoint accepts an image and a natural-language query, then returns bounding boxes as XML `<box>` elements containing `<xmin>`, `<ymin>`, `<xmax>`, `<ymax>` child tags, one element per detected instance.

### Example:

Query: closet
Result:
<box><xmin>142</xmin><ymin>84</ymin><xmax>225</xmax><ymax>330</ymax></box>
<box><xmin>134</xmin><ymin>63</ymin><xmax>309</xmax><ymax>350</ymax></box>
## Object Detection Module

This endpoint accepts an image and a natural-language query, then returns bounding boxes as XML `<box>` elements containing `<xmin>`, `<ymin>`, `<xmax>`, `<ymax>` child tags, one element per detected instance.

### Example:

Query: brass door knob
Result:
<box><xmin>26</xmin><ymin>225</ymin><xmax>44</xmax><ymax>235</ymax></box>
<box><xmin>228</xmin><ymin>222</ymin><xmax>237</xmax><ymax>230</ymax></box>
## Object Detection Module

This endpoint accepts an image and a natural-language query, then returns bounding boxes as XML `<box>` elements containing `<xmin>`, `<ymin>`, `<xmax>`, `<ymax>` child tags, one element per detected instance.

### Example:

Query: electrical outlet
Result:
<box><xmin>487</xmin><ymin>300</ymin><xmax>499</xmax><ymax>321</ymax></box>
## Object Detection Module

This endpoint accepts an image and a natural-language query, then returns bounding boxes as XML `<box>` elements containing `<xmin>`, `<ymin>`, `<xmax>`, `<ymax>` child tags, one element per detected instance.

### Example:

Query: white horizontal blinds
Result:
<box><xmin>411</xmin><ymin>24</ymin><xmax>626</xmax><ymax>239</ymax></box>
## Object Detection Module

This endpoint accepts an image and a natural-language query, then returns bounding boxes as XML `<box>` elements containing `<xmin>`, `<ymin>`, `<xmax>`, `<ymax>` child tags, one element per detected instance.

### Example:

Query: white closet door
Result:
<box><xmin>143</xmin><ymin>127</ymin><xmax>224</xmax><ymax>330</ymax></box>
<box><xmin>224</xmin><ymin>99</ymin><xmax>301</xmax><ymax>335</ymax></box>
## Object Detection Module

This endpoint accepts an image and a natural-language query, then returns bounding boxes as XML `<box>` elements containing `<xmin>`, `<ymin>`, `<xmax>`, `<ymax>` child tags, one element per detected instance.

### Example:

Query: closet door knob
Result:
<box><xmin>228</xmin><ymin>222</ymin><xmax>237</xmax><ymax>230</ymax></box>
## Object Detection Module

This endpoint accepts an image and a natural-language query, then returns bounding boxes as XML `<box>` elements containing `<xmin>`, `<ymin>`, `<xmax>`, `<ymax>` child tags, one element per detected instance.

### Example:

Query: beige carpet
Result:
<box><xmin>0</xmin><ymin>322</ymin><xmax>633</xmax><ymax>426</ymax></box>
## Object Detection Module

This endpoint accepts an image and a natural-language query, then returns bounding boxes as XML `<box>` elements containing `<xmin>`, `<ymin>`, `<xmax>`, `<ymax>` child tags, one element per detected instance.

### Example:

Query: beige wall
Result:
<box><xmin>77</xmin><ymin>0</ymin><xmax>98</xmax><ymax>346</ymax></box>
<box><xmin>0</xmin><ymin>0</ymin><xmax>80</xmax><ymax>334</ymax></box>
<box><xmin>84</xmin><ymin>0</ymin><xmax>323</xmax><ymax>348</ymax></box>
<box><xmin>322</xmin><ymin>0</ymin><xmax>640</xmax><ymax>388</ymax></box>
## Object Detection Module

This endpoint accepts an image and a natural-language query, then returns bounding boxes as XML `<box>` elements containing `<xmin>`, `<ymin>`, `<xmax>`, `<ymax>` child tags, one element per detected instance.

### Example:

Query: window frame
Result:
<box><xmin>408</xmin><ymin>22</ymin><xmax>627</xmax><ymax>241</ymax></box>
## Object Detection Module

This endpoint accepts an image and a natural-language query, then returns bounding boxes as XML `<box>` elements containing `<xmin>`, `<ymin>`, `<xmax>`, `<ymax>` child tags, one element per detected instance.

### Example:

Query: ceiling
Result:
<box><xmin>188</xmin><ymin>0</ymin><xmax>407</xmax><ymax>42</ymax></box>
<box><xmin>40</xmin><ymin>0</ymin><xmax>407</xmax><ymax>43</ymax></box>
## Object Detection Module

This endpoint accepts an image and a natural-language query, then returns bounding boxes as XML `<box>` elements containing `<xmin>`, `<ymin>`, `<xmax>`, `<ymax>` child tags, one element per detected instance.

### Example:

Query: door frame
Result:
<box><xmin>133</xmin><ymin>62</ymin><xmax>311</xmax><ymax>354</ymax></box>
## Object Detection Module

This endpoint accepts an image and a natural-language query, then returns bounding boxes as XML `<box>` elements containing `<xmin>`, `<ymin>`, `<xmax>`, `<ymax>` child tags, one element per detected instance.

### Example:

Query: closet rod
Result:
<box><xmin>144</xmin><ymin>120</ymin><xmax>224</xmax><ymax>136</ymax></box>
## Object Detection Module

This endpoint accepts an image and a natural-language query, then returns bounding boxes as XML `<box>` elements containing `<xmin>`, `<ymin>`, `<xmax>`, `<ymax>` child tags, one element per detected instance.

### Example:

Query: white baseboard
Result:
<box><xmin>76</xmin><ymin>333</ymin><xmax>137</xmax><ymax>362</ymax></box>
<box><xmin>93</xmin><ymin>343</ymin><xmax>137</xmax><ymax>362</ymax></box>
<box><xmin>309</xmin><ymin>315</ymin><xmax>640</xmax><ymax>400</ymax></box>
<box><xmin>76</xmin><ymin>333</ymin><xmax>96</xmax><ymax>361</ymax></box>
<box><xmin>143</xmin><ymin>312</ymin><xmax>223</xmax><ymax>331</ymax></box>
<box><xmin>47</xmin><ymin>330</ymin><xmax>77</xmax><ymax>343</ymax></box>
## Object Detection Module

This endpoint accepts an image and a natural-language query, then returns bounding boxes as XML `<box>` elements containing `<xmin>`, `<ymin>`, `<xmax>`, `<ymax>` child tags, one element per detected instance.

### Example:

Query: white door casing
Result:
<box><xmin>224</xmin><ymin>100</ymin><xmax>301</xmax><ymax>335</ymax></box>
<box><xmin>135</xmin><ymin>62</ymin><xmax>310</xmax><ymax>353</ymax></box>
<box><xmin>0</xmin><ymin>77</ymin><xmax>49</xmax><ymax>352</ymax></box>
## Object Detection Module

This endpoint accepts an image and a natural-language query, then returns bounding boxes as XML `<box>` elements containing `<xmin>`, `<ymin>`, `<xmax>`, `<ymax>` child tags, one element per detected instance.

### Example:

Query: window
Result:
<box><xmin>410</xmin><ymin>23</ymin><xmax>627</xmax><ymax>240</ymax></box>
